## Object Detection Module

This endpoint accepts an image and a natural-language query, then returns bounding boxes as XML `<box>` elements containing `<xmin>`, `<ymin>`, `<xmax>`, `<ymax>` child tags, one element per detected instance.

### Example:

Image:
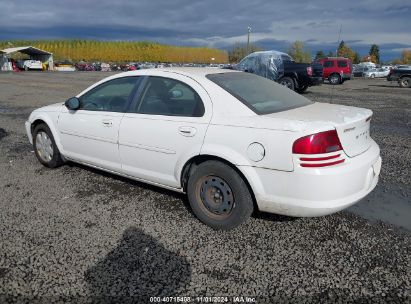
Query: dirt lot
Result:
<box><xmin>0</xmin><ymin>72</ymin><xmax>410</xmax><ymax>303</ymax></box>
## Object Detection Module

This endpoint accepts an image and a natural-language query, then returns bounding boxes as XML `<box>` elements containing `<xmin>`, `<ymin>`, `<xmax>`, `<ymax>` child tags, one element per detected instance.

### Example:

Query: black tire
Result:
<box><xmin>33</xmin><ymin>123</ymin><xmax>64</xmax><ymax>168</ymax></box>
<box><xmin>329</xmin><ymin>73</ymin><xmax>341</xmax><ymax>85</ymax></box>
<box><xmin>24</xmin><ymin>66</ymin><xmax>29</xmax><ymax>71</ymax></box>
<box><xmin>187</xmin><ymin>161</ymin><xmax>254</xmax><ymax>230</ymax></box>
<box><xmin>370</xmin><ymin>74</ymin><xmax>375</xmax><ymax>78</ymax></box>
<box><xmin>279</xmin><ymin>77</ymin><xmax>295</xmax><ymax>91</ymax></box>
<box><xmin>399</xmin><ymin>77</ymin><xmax>411</xmax><ymax>88</ymax></box>
<box><xmin>296</xmin><ymin>85</ymin><xmax>308</xmax><ymax>93</ymax></box>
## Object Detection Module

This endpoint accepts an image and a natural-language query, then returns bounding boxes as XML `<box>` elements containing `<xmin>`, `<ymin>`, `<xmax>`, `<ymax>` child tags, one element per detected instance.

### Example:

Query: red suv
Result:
<box><xmin>315</xmin><ymin>57</ymin><xmax>352</xmax><ymax>85</ymax></box>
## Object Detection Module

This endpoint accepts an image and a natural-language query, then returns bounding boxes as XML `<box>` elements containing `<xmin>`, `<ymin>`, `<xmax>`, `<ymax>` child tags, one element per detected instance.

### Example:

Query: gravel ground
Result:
<box><xmin>0</xmin><ymin>72</ymin><xmax>410</xmax><ymax>303</ymax></box>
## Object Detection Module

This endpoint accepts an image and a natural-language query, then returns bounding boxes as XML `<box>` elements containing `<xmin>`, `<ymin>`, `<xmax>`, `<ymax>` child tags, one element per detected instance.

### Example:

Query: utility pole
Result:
<box><xmin>247</xmin><ymin>26</ymin><xmax>252</xmax><ymax>55</ymax></box>
<box><xmin>336</xmin><ymin>24</ymin><xmax>342</xmax><ymax>56</ymax></box>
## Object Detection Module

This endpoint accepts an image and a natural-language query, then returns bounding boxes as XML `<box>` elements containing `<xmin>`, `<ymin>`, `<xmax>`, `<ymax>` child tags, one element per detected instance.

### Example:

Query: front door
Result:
<box><xmin>118</xmin><ymin>74</ymin><xmax>212</xmax><ymax>188</ymax></box>
<box><xmin>58</xmin><ymin>76</ymin><xmax>141</xmax><ymax>171</ymax></box>
<box><xmin>322</xmin><ymin>60</ymin><xmax>335</xmax><ymax>78</ymax></box>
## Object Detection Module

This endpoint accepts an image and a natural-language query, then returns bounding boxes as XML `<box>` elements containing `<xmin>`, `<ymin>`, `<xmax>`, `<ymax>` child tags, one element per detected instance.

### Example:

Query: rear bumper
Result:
<box><xmin>307</xmin><ymin>77</ymin><xmax>323</xmax><ymax>86</ymax></box>
<box><xmin>239</xmin><ymin>140</ymin><xmax>381</xmax><ymax>217</ymax></box>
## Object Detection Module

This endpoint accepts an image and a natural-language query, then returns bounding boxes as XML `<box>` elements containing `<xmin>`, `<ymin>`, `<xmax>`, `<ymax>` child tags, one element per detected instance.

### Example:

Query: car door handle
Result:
<box><xmin>178</xmin><ymin>126</ymin><xmax>196</xmax><ymax>137</ymax></box>
<box><xmin>102</xmin><ymin>119</ymin><xmax>113</xmax><ymax>127</ymax></box>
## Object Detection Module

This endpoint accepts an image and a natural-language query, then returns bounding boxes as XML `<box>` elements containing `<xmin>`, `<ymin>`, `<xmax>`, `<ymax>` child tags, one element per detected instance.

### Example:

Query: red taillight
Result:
<box><xmin>292</xmin><ymin>130</ymin><xmax>342</xmax><ymax>154</ymax></box>
<box><xmin>307</xmin><ymin>66</ymin><xmax>313</xmax><ymax>76</ymax></box>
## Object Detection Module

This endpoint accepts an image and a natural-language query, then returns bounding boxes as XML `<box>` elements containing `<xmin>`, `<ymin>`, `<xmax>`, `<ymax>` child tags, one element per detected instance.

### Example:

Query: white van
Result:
<box><xmin>358</xmin><ymin>61</ymin><xmax>376</xmax><ymax>69</ymax></box>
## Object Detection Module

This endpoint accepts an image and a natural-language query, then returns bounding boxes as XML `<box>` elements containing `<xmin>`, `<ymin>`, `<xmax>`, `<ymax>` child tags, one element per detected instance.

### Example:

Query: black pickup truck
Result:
<box><xmin>235</xmin><ymin>51</ymin><xmax>323</xmax><ymax>93</ymax></box>
<box><xmin>387</xmin><ymin>66</ymin><xmax>411</xmax><ymax>88</ymax></box>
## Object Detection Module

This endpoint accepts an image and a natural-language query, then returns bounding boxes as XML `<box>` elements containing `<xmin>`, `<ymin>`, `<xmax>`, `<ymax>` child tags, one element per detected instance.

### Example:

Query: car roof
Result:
<box><xmin>110</xmin><ymin>67</ymin><xmax>240</xmax><ymax>82</ymax></box>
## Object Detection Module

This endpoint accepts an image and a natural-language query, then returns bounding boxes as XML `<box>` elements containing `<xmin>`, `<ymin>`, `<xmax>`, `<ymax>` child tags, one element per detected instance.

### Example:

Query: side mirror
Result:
<box><xmin>65</xmin><ymin>97</ymin><xmax>80</xmax><ymax>110</ymax></box>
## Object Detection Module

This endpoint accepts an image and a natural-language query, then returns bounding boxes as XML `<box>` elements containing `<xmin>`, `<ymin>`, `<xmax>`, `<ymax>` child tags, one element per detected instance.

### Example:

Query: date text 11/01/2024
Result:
<box><xmin>149</xmin><ymin>296</ymin><xmax>257</xmax><ymax>303</ymax></box>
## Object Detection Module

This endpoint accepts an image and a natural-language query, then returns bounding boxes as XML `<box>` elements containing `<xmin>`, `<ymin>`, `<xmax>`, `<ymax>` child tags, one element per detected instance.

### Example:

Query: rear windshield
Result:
<box><xmin>206</xmin><ymin>72</ymin><xmax>313</xmax><ymax>115</ymax></box>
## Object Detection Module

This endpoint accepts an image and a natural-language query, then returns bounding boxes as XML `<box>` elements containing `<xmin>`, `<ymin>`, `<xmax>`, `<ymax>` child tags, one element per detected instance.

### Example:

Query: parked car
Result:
<box><xmin>381</xmin><ymin>65</ymin><xmax>392</xmax><ymax>71</ymax></box>
<box><xmin>394</xmin><ymin>65</ymin><xmax>411</xmax><ymax>69</ymax></box>
<box><xmin>363</xmin><ymin>68</ymin><xmax>390</xmax><ymax>78</ymax></box>
<box><xmin>236</xmin><ymin>50</ymin><xmax>323</xmax><ymax>93</ymax></box>
<box><xmin>54</xmin><ymin>60</ymin><xmax>75</xmax><ymax>72</ymax></box>
<box><xmin>16</xmin><ymin>59</ymin><xmax>43</xmax><ymax>71</ymax></box>
<box><xmin>75</xmin><ymin>62</ymin><xmax>95</xmax><ymax>71</ymax></box>
<box><xmin>353</xmin><ymin>66</ymin><xmax>370</xmax><ymax>77</ymax></box>
<box><xmin>387</xmin><ymin>66</ymin><xmax>411</xmax><ymax>88</ymax></box>
<box><xmin>315</xmin><ymin>57</ymin><xmax>352</xmax><ymax>84</ymax></box>
<box><xmin>25</xmin><ymin>68</ymin><xmax>381</xmax><ymax>230</ymax></box>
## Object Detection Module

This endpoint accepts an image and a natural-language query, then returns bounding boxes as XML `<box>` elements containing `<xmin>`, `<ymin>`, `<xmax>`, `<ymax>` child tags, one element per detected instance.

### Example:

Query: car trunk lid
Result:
<box><xmin>267</xmin><ymin>102</ymin><xmax>373</xmax><ymax>157</ymax></box>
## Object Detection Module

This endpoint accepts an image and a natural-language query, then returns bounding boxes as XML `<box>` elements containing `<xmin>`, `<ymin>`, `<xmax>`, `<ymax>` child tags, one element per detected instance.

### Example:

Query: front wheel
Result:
<box><xmin>33</xmin><ymin>123</ymin><xmax>64</xmax><ymax>168</ymax></box>
<box><xmin>187</xmin><ymin>161</ymin><xmax>254</xmax><ymax>230</ymax></box>
<box><xmin>399</xmin><ymin>77</ymin><xmax>411</xmax><ymax>88</ymax></box>
<box><xmin>279</xmin><ymin>77</ymin><xmax>295</xmax><ymax>91</ymax></box>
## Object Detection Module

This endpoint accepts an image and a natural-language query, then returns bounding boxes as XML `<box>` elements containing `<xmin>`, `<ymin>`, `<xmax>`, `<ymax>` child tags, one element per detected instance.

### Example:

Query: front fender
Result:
<box><xmin>28</xmin><ymin>111</ymin><xmax>65</xmax><ymax>155</ymax></box>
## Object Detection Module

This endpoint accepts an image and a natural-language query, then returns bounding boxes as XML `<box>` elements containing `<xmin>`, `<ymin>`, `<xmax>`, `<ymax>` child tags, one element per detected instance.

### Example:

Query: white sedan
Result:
<box><xmin>25</xmin><ymin>68</ymin><xmax>381</xmax><ymax>229</ymax></box>
<box><xmin>364</xmin><ymin>68</ymin><xmax>390</xmax><ymax>78</ymax></box>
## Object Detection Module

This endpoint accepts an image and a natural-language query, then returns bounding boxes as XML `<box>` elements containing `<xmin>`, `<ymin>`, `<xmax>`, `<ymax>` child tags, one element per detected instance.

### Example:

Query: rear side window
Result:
<box><xmin>323</xmin><ymin>61</ymin><xmax>334</xmax><ymax>67</ymax></box>
<box><xmin>135</xmin><ymin>76</ymin><xmax>204</xmax><ymax>117</ymax></box>
<box><xmin>337</xmin><ymin>60</ymin><xmax>348</xmax><ymax>67</ymax></box>
<box><xmin>206</xmin><ymin>72</ymin><xmax>313</xmax><ymax>115</ymax></box>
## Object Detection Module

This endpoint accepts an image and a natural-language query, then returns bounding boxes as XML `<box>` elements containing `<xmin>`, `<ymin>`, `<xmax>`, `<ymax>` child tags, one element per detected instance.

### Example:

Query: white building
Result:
<box><xmin>0</xmin><ymin>46</ymin><xmax>53</xmax><ymax>71</ymax></box>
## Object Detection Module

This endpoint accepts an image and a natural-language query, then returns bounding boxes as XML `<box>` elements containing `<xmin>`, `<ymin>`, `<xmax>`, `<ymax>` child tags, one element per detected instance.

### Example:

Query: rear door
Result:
<box><xmin>337</xmin><ymin>60</ymin><xmax>349</xmax><ymax>75</ymax></box>
<box><xmin>118</xmin><ymin>73</ymin><xmax>212</xmax><ymax>188</ymax></box>
<box><xmin>58</xmin><ymin>76</ymin><xmax>141</xmax><ymax>171</ymax></box>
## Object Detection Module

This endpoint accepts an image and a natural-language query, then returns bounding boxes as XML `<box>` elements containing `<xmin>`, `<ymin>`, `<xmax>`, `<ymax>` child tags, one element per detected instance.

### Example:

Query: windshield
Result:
<box><xmin>207</xmin><ymin>72</ymin><xmax>313</xmax><ymax>115</ymax></box>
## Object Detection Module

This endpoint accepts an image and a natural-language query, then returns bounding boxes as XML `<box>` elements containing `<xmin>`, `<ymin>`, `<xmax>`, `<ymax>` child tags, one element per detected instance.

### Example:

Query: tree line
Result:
<box><xmin>0</xmin><ymin>40</ymin><xmax>228</xmax><ymax>63</ymax></box>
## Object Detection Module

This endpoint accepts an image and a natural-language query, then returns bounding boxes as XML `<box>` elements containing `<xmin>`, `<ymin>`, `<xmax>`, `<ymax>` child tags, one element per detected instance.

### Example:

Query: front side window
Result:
<box><xmin>238</xmin><ymin>56</ymin><xmax>256</xmax><ymax>71</ymax></box>
<box><xmin>337</xmin><ymin>60</ymin><xmax>348</xmax><ymax>67</ymax></box>
<box><xmin>323</xmin><ymin>61</ymin><xmax>334</xmax><ymax>67</ymax></box>
<box><xmin>79</xmin><ymin>77</ymin><xmax>139</xmax><ymax>112</ymax></box>
<box><xmin>135</xmin><ymin>76</ymin><xmax>204</xmax><ymax>117</ymax></box>
<box><xmin>281</xmin><ymin>54</ymin><xmax>293</xmax><ymax>62</ymax></box>
<box><xmin>207</xmin><ymin>72</ymin><xmax>313</xmax><ymax>115</ymax></box>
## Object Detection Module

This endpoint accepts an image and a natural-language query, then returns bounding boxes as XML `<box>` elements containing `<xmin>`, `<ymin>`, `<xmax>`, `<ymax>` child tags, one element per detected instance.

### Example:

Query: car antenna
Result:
<box><xmin>330</xmin><ymin>24</ymin><xmax>342</xmax><ymax>104</ymax></box>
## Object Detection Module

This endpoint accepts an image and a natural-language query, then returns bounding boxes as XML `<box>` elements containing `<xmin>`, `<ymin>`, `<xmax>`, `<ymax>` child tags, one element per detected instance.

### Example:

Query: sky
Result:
<box><xmin>1</xmin><ymin>0</ymin><xmax>410</xmax><ymax>61</ymax></box>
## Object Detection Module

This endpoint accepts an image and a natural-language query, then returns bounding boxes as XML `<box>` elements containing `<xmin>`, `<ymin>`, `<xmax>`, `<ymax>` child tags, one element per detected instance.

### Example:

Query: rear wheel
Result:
<box><xmin>187</xmin><ymin>161</ymin><xmax>254</xmax><ymax>230</ymax></box>
<box><xmin>370</xmin><ymin>74</ymin><xmax>375</xmax><ymax>78</ymax></box>
<box><xmin>279</xmin><ymin>77</ymin><xmax>295</xmax><ymax>91</ymax></box>
<box><xmin>399</xmin><ymin>77</ymin><xmax>411</xmax><ymax>88</ymax></box>
<box><xmin>296</xmin><ymin>85</ymin><xmax>308</xmax><ymax>93</ymax></box>
<box><xmin>33</xmin><ymin>123</ymin><xmax>64</xmax><ymax>168</ymax></box>
<box><xmin>329</xmin><ymin>73</ymin><xmax>341</xmax><ymax>85</ymax></box>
